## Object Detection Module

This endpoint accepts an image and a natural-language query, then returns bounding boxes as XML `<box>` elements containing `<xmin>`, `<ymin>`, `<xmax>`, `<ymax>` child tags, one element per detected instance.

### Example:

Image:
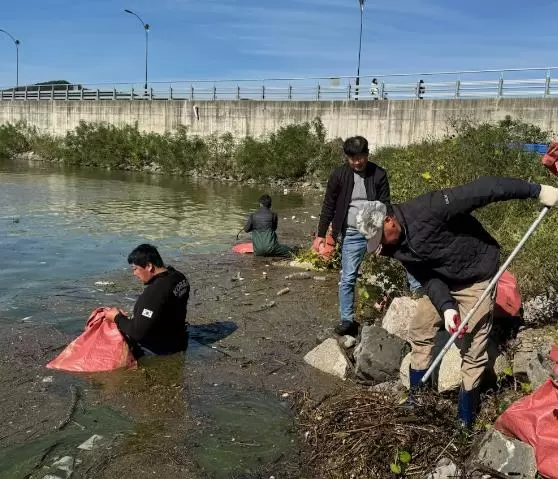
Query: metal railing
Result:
<box><xmin>2</xmin><ymin>67</ymin><xmax>558</xmax><ymax>102</ymax></box>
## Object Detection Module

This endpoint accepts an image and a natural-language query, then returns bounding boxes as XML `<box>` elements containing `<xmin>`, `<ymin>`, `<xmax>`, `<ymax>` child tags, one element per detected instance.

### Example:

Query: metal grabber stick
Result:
<box><xmin>421</xmin><ymin>206</ymin><xmax>551</xmax><ymax>384</ymax></box>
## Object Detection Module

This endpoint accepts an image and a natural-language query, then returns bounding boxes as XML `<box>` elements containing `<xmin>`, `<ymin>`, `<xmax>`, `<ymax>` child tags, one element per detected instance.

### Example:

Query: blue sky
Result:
<box><xmin>0</xmin><ymin>0</ymin><xmax>557</xmax><ymax>87</ymax></box>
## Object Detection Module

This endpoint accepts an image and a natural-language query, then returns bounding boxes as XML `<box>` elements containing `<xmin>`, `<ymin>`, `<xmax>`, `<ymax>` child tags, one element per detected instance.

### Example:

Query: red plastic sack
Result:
<box><xmin>542</xmin><ymin>140</ymin><xmax>558</xmax><ymax>175</ymax></box>
<box><xmin>311</xmin><ymin>231</ymin><xmax>336</xmax><ymax>260</ymax></box>
<box><xmin>46</xmin><ymin>308</ymin><xmax>137</xmax><ymax>372</ymax></box>
<box><xmin>495</xmin><ymin>346</ymin><xmax>558</xmax><ymax>479</ymax></box>
<box><xmin>232</xmin><ymin>242</ymin><xmax>254</xmax><ymax>254</ymax></box>
<box><xmin>495</xmin><ymin>270</ymin><xmax>522</xmax><ymax>317</ymax></box>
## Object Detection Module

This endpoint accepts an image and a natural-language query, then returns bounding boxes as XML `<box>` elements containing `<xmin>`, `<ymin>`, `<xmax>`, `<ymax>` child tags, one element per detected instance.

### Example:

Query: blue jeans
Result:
<box><xmin>407</xmin><ymin>272</ymin><xmax>421</xmax><ymax>293</ymax></box>
<box><xmin>339</xmin><ymin>228</ymin><xmax>368</xmax><ymax>323</ymax></box>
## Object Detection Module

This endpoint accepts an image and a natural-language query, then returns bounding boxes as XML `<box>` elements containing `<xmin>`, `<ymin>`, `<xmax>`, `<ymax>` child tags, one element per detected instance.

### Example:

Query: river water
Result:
<box><xmin>0</xmin><ymin>161</ymin><xmax>322</xmax><ymax>478</ymax></box>
<box><xmin>0</xmin><ymin>161</ymin><xmax>310</xmax><ymax>331</ymax></box>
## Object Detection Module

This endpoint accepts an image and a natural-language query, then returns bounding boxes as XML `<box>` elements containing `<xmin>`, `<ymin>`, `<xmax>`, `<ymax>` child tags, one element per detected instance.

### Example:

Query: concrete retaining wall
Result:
<box><xmin>0</xmin><ymin>98</ymin><xmax>557</xmax><ymax>147</ymax></box>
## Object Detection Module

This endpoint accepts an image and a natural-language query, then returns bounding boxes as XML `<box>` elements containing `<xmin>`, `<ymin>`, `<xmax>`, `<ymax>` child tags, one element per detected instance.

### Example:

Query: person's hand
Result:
<box><xmin>539</xmin><ymin>184</ymin><xmax>558</xmax><ymax>207</ymax></box>
<box><xmin>443</xmin><ymin>309</ymin><xmax>467</xmax><ymax>338</ymax></box>
<box><xmin>312</xmin><ymin>237</ymin><xmax>326</xmax><ymax>251</ymax></box>
<box><xmin>104</xmin><ymin>307</ymin><xmax>121</xmax><ymax>322</ymax></box>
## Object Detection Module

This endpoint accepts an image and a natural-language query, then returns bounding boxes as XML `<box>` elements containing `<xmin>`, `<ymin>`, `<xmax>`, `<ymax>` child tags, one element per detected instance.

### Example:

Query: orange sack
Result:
<box><xmin>46</xmin><ymin>307</ymin><xmax>137</xmax><ymax>373</ymax></box>
<box><xmin>495</xmin><ymin>345</ymin><xmax>558</xmax><ymax>479</ymax></box>
<box><xmin>495</xmin><ymin>270</ymin><xmax>522</xmax><ymax>317</ymax></box>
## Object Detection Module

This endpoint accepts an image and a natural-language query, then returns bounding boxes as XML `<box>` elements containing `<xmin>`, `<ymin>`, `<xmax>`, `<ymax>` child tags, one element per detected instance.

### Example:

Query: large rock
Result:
<box><xmin>381</xmin><ymin>296</ymin><xmax>418</xmax><ymax>342</ymax></box>
<box><xmin>304</xmin><ymin>338</ymin><xmax>350</xmax><ymax>379</ymax></box>
<box><xmin>354</xmin><ymin>325</ymin><xmax>410</xmax><ymax>383</ymax></box>
<box><xmin>475</xmin><ymin>430</ymin><xmax>537</xmax><ymax>478</ymax></box>
<box><xmin>513</xmin><ymin>351</ymin><xmax>549</xmax><ymax>390</ymax></box>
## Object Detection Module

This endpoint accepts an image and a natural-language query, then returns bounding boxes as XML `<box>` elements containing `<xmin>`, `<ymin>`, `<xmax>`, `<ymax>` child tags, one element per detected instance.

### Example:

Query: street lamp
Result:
<box><xmin>355</xmin><ymin>0</ymin><xmax>365</xmax><ymax>99</ymax></box>
<box><xmin>0</xmin><ymin>29</ymin><xmax>20</xmax><ymax>88</ymax></box>
<box><xmin>124</xmin><ymin>9</ymin><xmax>149</xmax><ymax>91</ymax></box>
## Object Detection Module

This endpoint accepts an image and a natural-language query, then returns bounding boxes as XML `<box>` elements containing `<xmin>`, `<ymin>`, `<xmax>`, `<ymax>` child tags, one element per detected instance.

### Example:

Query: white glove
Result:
<box><xmin>539</xmin><ymin>184</ymin><xmax>558</xmax><ymax>207</ymax></box>
<box><xmin>443</xmin><ymin>309</ymin><xmax>467</xmax><ymax>338</ymax></box>
<box><xmin>443</xmin><ymin>309</ymin><xmax>459</xmax><ymax>333</ymax></box>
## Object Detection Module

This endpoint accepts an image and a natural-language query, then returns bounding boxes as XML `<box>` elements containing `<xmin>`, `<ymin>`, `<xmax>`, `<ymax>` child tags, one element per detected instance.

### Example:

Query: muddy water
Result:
<box><xmin>0</xmin><ymin>162</ymin><xmax>334</xmax><ymax>478</ymax></box>
<box><xmin>0</xmin><ymin>161</ymin><xmax>314</xmax><ymax>330</ymax></box>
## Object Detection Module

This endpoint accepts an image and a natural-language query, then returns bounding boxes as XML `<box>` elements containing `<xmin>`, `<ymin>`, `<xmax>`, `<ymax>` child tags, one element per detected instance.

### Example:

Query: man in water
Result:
<box><xmin>104</xmin><ymin>243</ymin><xmax>190</xmax><ymax>356</ymax></box>
<box><xmin>355</xmin><ymin>176</ymin><xmax>558</xmax><ymax>427</ymax></box>
<box><xmin>243</xmin><ymin>194</ymin><xmax>292</xmax><ymax>257</ymax></box>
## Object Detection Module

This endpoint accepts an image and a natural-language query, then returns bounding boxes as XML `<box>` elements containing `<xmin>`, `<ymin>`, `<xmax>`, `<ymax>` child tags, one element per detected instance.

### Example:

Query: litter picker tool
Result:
<box><xmin>422</xmin><ymin>143</ymin><xmax>558</xmax><ymax>384</ymax></box>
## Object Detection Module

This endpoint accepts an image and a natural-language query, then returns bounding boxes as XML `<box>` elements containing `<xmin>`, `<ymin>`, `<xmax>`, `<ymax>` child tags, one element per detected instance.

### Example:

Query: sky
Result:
<box><xmin>0</xmin><ymin>0</ymin><xmax>557</xmax><ymax>87</ymax></box>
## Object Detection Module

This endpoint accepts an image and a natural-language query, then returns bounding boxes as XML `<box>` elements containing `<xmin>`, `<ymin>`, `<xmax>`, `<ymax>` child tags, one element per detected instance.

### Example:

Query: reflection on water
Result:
<box><xmin>0</xmin><ymin>162</ymin><xmax>310</xmax><ymax>325</ymax></box>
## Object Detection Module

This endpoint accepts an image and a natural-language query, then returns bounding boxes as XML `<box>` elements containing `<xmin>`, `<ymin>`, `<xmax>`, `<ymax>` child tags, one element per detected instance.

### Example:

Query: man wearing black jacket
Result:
<box><xmin>104</xmin><ymin>244</ymin><xmax>190</xmax><ymax>357</ymax></box>
<box><xmin>356</xmin><ymin>176</ymin><xmax>558</xmax><ymax>427</ymax></box>
<box><xmin>244</xmin><ymin>194</ymin><xmax>292</xmax><ymax>257</ymax></box>
<box><xmin>317</xmin><ymin>136</ymin><xmax>391</xmax><ymax>335</ymax></box>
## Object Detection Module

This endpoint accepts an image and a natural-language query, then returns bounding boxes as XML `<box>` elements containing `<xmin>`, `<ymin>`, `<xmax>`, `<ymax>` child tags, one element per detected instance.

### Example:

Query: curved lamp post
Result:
<box><xmin>124</xmin><ymin>9</ymin><xmax>149</xmax><ymax>91</ymax></box>
<box><xmin>355</xmin><ymin>0</ymin><xmax>365</xmax><ymax>99</ymax></box>
<box><xmin>0</xmin><ymin>29</ymin><xmax>20</xmax><ymax>88</ymax></box>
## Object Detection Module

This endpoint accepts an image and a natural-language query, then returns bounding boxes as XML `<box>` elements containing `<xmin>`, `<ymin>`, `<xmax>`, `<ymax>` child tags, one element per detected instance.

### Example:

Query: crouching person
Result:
<box><xmin>356</xmin><ymin>176</ymin><xmax>558</xmax><ymax>427</ymax></box>
<box><xmin>104</xmin><ymin>244</ymin><xmax>190</xmax><ymax>357</ymax></box>
<box><xmin>244</xmin><ymin>194</ymin><xmax>293</xmax><ymax>257</ymax></box>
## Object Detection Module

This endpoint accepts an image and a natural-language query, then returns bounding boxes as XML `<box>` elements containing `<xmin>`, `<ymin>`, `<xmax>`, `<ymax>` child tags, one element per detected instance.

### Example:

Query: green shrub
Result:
<box><xmin>0</xmin><ymin>122</ymin><xmax>29</xmax><ymax>159</ymax></box>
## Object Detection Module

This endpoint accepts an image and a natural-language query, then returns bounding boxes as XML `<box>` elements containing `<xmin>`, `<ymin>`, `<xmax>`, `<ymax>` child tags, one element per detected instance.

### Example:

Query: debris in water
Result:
<box><xmin>277</xmin><ymin>287</ymin><xmax>290</xmax><ymax>296</ymax></box>
<box><xmin>77</xmin><ymin>434</ymin><xmax>104</xmax><ymax>451</ymax></box>
<box><xmin>42</xmin><ymin>376</ymin><xmax>54</xmax><ymax>383</ymax></box>
<box><xmin>12</xmin><ymin>217</ymin><xmax>20</xmax><ymax>223</ymax></box>
<box><xmin>94</xmin><ymin>281</ymin><xmax>115</xmax><ymax>286</ymax></box>
<box><xmin>285</xmin><ymin>272</ymin><xmax>312</xmax><ymax>280</ymax></box>
<box><xmin>231</xmin><ymin>272</ymin><xmax>244</xmax><ymax>282</ymax></box>
<box><xmin>50</xmin><ymin>456</ymin><xmax>82</xmax><ymax>478</ymax></box>
<box><xmin>254</xmin><ymin>300</ymin><xmax>277</xmax><ymax>311</ymax></box>
<box><xmin>313</xmin><ymin>276</ymin><xmax>326</xmax><ymax>281</ymax></box>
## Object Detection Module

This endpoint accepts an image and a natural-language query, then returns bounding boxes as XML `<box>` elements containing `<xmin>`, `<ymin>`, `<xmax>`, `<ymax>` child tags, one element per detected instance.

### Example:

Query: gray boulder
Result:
<box><xmin>304</xmin><ymin>338</ymin><xmax>350</xmax><ymax>379</ymax></box>
<box><xmin>381</xmin><ymin>296</ymin><xmax>418</xmax><ymax>342</ymax></box>
<box><xmin>354</xmin><ymin>325</ymin><xmax>410</xmax><ymax>383</ymax></box>
<box><xmin>474</xmin><ymin>430</ymin><xmax>537</xmax><ymax>478</ymax></box>
<box><xmin>513</xmin><ymin>351</ymin><xmax>549</xmax><ymax>390</ymax></box>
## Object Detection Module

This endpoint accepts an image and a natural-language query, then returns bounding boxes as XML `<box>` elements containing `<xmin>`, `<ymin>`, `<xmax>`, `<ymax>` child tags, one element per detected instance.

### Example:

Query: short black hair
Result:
<box><xmin>343</xmin><ymin>136</ymin><xmax>369</xmax><ymax>157</ymax></box>
<box><xmin>386</xmin><ymin>204</ymin><xmax>395</xmax><ymax>217</ymax></box>
<box><xmin>127</xmin><ymin>244</ymin><xmax>164</xmax><ymax>268</ymax></box>
<box><xmin>259</xmin><ymin>194</ymin><xmax>272</xmax><ymax>208</ymax></box>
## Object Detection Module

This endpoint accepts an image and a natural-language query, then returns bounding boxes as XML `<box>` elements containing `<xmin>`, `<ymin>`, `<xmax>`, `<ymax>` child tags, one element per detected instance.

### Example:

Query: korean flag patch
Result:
<box><xmin>142</xmin><ymin>308</ymin><xmax>154</xmax><ymax>318</ymax></box>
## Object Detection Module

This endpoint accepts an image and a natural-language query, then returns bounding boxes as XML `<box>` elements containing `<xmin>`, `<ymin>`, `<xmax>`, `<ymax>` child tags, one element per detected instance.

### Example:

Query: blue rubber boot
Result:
<box><xmin>407</xmin><ymin>368</ymin><xmax>429</xmax><ymax>406</ymax></box>
<box><xmin>458</xmin><ymin>387</ymin><xmax>479</xmax><ymax>428</ymax></box>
